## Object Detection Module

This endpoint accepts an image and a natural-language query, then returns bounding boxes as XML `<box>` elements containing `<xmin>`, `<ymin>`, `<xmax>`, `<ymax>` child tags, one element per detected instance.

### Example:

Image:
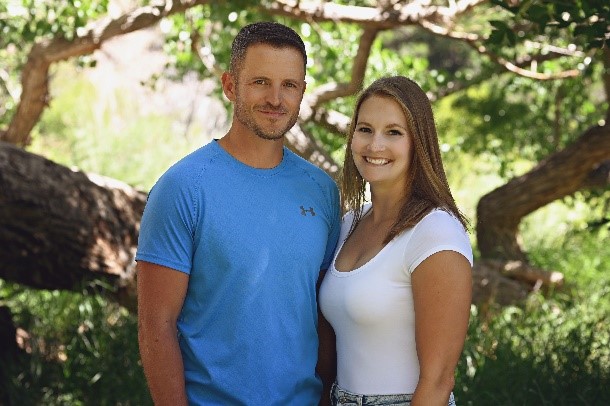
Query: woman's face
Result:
<box><xmin>351</xmin><ymin>95</ymin><xmax>414</xmax><ymax>190</ymax></box>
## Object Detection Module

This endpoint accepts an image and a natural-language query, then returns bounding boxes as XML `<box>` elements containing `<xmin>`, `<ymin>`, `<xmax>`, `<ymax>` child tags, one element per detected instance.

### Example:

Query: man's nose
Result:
<box><xmin>265</xmin><ymin>85</ymin><xmax>282</xmax><ymax>106</ymax></box>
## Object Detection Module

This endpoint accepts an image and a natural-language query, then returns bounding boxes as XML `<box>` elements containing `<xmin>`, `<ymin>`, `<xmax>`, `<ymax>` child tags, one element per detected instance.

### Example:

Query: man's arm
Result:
<box><xmin>137</xmin><ymin>261</ymin><xmax>190</xmax><ymax>406</ymax></box>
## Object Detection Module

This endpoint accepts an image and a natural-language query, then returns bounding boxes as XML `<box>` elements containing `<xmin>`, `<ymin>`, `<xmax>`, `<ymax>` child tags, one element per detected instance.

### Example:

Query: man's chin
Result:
<box><xmin>257</xmin><ymin>135</ymin><xmax>285</xmax><ymax>141</ymax></box>
<box><xmin>255</xmin><ymin>130</ymin><xmax>287</xmax><ymax>141</ymax></box>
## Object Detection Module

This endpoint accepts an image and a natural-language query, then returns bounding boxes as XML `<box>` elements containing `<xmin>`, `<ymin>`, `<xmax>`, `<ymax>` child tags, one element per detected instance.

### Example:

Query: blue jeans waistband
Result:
<box><xmin>330</xmin><ymin>382</ymin><xmax>456</xmax><ymax>406</ymax></box>
<box><xmin>331</xmin><ymin>382</ymin><xmax>412</xmax><ymax>406</ymax></box>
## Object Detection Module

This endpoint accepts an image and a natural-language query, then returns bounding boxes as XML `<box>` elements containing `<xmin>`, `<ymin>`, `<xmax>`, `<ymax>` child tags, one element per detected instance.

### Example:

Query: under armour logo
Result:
<box><xmin>300</xmin><ymin>206</ymin><xmax>316</xmax><ymax>216</ymax></box>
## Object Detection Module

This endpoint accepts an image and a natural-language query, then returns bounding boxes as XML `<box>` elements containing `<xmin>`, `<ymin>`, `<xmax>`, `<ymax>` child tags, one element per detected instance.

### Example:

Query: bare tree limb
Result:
<box><xmin>0</xmin><ymin>141</ymin><xmax>146</xmax><ymax>312</ymax></box>
<box><xmin>477</xmin><ymin>122</ymin><xmax>610</xmax><ymax>260</ymax></box>
<box><xmin>190</xmin><ymin>22</ymin><xmax>224</xmax><ymax>79</ymax></box>
<box><xmin>603</xmin><ymin>47</ymin><xmax>610</xmax><ymax>122</ymax></box>
<box><xmin>0</xmin><ymin>68</ymin><xmax>18</xmax><ymax>101</ymax></box>
<box><xmin>581</xmin><ymin>160</ymin><xmax>610</xmax><ymax>189</ymax></box>
<box><xmin>284</xmin><ymin>124</ymin><xmax>340</xmax><ymax>176</ymax></box>
<box><xmin>265</xmin><ymin>0</ymin><xmax>486</xmax><ymax>27</ymax></box>
<box><xmin>306</xmin><ymin>26</ymin><xmax>379</xmax><ymax>110</ymax></box>
<box><xmin>311</xmin><ymin>107</ymin><xmax>350</xmax><ymax>137</ymax></box>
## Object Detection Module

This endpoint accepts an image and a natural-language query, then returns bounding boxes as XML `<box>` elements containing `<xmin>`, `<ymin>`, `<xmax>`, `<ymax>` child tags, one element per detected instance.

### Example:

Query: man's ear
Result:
<box><xmin>221</xmin><ymin>71</ymin><xmax>236</xmax><ymax>102</ymax></box>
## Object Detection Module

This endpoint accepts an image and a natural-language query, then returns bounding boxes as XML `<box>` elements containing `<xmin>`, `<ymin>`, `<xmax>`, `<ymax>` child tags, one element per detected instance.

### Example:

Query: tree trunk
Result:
<box><xmin>477</xmin><ymin>123</ymin><xmax>610</xmax><ymax>260</ymax></box>
<box><xmin>0</xmin><ymin>142</ymin><xmax>145</xmax><ymax>312</ymax></box>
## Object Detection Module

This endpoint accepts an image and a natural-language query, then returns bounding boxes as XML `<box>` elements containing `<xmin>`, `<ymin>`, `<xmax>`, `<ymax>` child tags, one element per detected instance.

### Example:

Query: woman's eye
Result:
<box><xmin>389</xmin><ymin>129</ymin><xmax>403</xmax><ymax>136</ymax></box>
<box><xmin>356</xmin><ymin>127</ymin><xmax>372</xmax><ymax>133</ymax></box>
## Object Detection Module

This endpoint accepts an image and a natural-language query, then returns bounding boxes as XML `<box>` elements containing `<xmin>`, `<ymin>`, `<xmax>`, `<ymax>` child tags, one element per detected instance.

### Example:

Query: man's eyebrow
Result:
<box><xmin>246</xmin><ymin>75</ymin><xmax>304</xmax><ymax>82</ymax></box>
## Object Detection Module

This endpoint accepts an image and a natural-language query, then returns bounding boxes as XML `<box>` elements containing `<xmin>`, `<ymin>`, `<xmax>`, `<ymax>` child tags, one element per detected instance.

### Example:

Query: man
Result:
<box><xmin>136</xmin><ymin>21</ymin><xmax>340</xmax><ymax>405</ymax></box>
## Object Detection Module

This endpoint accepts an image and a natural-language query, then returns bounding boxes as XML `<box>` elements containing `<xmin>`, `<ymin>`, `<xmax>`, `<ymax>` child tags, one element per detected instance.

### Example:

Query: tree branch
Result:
<box><xmin>265</xmin><ymin>0</ymin><xmax>486</xmax><ymax>27</ymax></box>
<box><xmin>190</xmin><ymin>22</ymin><xmax>224</xmax><ymax>80</ymax></box>
<box><xmin>417</xmin><ymin>18</ymin><xmax>583</xmax><ymax>80</ymax></box>
<box><xmin>603</xmin><ymin>47</ymin><xmax>610</xmax><ymax>122</ymax></box>
<box><xmin>0</xmin><ymin>141</ymin><xmax>146</xmax><ymax>311</ymax></box>
<box><xmin>311</xmin><ymin>108</ymin><xmax>350</xmax><ymax>137</ymax></box>
<box><xmin>477</xmin><ymin>123</ymin><xmax>610</xmax><ymax>260</ymax></box>
<box><xmin>307</xmin><ymin>26</ymin><xmax>379</xmax><ymax>109</ymax></box>
<box><xmin>284</xmin><ymin>124</ymin><xmax>339</xmax><ymax>176</ymax></box>
<box><xmin>581</xmin><ymin>160</ymin><xmax>610</xmax><ymax>189</ymax></box>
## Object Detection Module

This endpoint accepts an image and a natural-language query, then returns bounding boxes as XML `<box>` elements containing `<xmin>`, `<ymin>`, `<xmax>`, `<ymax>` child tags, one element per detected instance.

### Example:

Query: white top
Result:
<box><xmin>319</xmin><ymin>205</ymin><xmax>473</xmax><ymax>395</ymax></box>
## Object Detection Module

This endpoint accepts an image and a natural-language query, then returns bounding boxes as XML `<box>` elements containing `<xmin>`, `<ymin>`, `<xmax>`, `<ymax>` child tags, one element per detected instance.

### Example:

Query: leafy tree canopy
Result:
<box><xmin>490</xmin><ymin>0</ymin><xmax>610</xmax><ymax>50</ymax></box>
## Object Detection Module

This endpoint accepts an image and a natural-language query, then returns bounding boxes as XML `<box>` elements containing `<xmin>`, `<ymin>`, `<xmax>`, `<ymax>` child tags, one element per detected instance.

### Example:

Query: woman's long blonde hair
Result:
<box><xmin>340</xmin><ymin>76</ymin><xmax>468</xmax><ymax>242</ymax></box>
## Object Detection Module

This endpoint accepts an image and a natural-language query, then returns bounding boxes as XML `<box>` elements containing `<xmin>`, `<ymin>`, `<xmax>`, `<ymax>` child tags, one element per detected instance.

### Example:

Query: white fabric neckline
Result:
<box><xmin>329</xmin><ymin>204</ymin><xmax>399</xmax><ymax>277</ymax></box>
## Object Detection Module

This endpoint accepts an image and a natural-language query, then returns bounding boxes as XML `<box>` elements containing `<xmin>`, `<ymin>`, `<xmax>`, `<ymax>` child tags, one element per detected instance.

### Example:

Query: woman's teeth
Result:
<box><xmin>365</xmin><ymin>157</ymin><xmax>389</xmax><ymax>165</ymax></box>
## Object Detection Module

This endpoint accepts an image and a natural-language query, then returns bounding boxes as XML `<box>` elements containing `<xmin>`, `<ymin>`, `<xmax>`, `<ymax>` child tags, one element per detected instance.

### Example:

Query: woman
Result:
<box><xmin>319</xmin><ymin>76</ymin><xmax>473</xmax><ymax>406</ymax></box>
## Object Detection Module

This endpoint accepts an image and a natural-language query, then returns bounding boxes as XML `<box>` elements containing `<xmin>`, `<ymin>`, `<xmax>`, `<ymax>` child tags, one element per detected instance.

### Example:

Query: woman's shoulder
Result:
<box><xmin>409</xmin><ymin>208</ymin><xmax>470</xmax><ymax>246</ymax></box>
<box><xmin>404</xmin><ymin>208</ymin><xmax>473</xmax><ymax>272</ymax></box>
<box><xmin>418</xmin><ymin>208</ymin><xmax>466</xmax><ymax>230</ymax></box>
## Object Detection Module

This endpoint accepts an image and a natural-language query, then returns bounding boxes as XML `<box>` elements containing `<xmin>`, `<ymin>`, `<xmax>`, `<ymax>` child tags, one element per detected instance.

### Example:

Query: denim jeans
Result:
<box><xmin>330</xmin><ymin>382</ymin><xmax>456</xmax><ymax>406</ymax></box>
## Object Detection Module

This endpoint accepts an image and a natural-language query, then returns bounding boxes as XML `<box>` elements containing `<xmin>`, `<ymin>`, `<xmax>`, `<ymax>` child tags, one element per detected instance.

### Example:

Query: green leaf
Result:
<box><xmin>487</xmin><ymin>29</ymin><xmax>506</xmax><ymax>45</ymax></box>
<box><xmin>525</xmin><ymin>4</ymin><xmax>551</xmax><ymax>26</ymax></box>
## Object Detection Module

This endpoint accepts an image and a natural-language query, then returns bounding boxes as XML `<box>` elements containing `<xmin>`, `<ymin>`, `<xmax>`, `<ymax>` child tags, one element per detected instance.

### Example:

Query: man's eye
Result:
<box><xmin>254</xmin><ymin>79</ymin><xmax>267</xmax><ymax>85</ymax></box>
<box><xmin>285</xmin><ymin>82</ymin><xmax>297</xmax><ymax>88</ymax></box>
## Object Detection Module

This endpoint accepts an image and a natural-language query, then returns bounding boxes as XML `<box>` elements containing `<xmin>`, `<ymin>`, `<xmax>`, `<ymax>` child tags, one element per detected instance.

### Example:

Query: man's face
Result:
<box><xmin>229</xmin><ymin>43</ymin><xmax>306</xmax><ymax>140</ymax></box>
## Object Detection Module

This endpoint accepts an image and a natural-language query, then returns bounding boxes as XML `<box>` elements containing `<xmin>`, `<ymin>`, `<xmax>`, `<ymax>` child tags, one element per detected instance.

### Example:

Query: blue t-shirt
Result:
<box><xmin>136</xmin><ymin>140</ymin><xmax>340</xmax><ymax>405</ymax></box>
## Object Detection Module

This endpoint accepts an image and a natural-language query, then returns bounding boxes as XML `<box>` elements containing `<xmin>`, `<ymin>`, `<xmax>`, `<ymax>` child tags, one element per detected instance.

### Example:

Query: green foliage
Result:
<box><xmin>30</xmin><ymin>62</ymin><xmax>207</xmax><ymax>190</ymax></box>
<box><xmin>488</xmin><ymin>19</ymin><xmax>518</xmax><ymax>46</ymax></box>
<box><xmin>525</xmin><ymin>200</ymin><xmax>610</xmax><ymax>287</ymax></box>
<box><xmin>0</xmin><ymin>0</ymin><xmax>110</xmax><ymax>128</ymax></box>
<box><xmin>490</xmin><ymin>0</ymin><xmax>610</xmax><ymax>50</ymax></box>
<box><xmin>4</xmin><ymin>0</ymin><xmax>110</xmax><ymax>43</ymax></box>
<box><xmin>456</xmin><ymin>226</ymin><xmax>610</xmax><ymax>405</ymax></box>
<box><xmin>436</xmin><ymin>62</ymin><xmax>606</xmax><ymax>178</ymax></box>
<box><xmin>0</xmin><ymin>281</ymin><xmax>151</xmax><ymax>405</ymax></box>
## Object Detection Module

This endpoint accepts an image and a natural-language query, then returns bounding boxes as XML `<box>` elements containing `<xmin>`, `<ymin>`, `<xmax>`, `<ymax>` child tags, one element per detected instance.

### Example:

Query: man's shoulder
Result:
<box><xmin>152</xmin><ymin>142</ymin><xmax>221</xmax><ymax>191</ymax></box>
<box><xmin>284</xmin><ymin>148</ymin><xmax>337</xmax><ymax>186</ymax></box>
<box><xmin>163</xmin><ymin>141</ymin><xmax>220</xmax><ymax>176</ymax></box>
<box><xmin>173</xmin><ymin>141</ymin><xmax>218</xmax><ymax>167</ymax></box>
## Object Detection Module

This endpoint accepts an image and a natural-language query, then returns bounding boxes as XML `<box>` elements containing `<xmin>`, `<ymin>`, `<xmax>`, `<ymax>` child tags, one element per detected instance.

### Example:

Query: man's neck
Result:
<box><xmin>218</xmin><ymin>129</ymin><xmax>284</xmax><ymax>169</ymax></box>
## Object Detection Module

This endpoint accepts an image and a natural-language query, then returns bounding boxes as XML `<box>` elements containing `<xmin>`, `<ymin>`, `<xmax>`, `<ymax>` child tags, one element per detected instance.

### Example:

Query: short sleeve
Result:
<box><xmin>321</xmin><ymin>183</ymin><xmax>341</xmax><ymax>270</ymax></box>
<box><xmin>135</xmin><ymin>168</ymin><xmax>198</xmax><ymax>274</ymax></box>
<box><xmin>403</xmin><ymin>210</ymin><xmax>473</xmax><ymax>274</ymax></box>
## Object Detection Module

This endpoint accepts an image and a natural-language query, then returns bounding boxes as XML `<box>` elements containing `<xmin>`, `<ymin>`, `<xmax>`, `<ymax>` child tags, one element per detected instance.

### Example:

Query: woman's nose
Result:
<box><xmin>367</xmin><ymin>134</ymin><xmax>385</xmax><ymax>152</ymax></box>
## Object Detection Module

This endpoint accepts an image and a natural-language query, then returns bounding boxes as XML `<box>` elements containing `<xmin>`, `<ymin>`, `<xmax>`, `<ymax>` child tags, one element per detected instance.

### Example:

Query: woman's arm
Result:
<box><xmin>411</xmin><ymin>250</ymin><xmax>472</xmax><ymax>406</ymax></box>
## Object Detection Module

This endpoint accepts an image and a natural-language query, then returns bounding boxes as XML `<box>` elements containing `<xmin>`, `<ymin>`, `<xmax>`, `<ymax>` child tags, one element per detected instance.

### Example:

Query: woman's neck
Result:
<box><xmin>368</xmin><ymin>188</ymin><xmax>407</xmax><ymax>225</ymax></box>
